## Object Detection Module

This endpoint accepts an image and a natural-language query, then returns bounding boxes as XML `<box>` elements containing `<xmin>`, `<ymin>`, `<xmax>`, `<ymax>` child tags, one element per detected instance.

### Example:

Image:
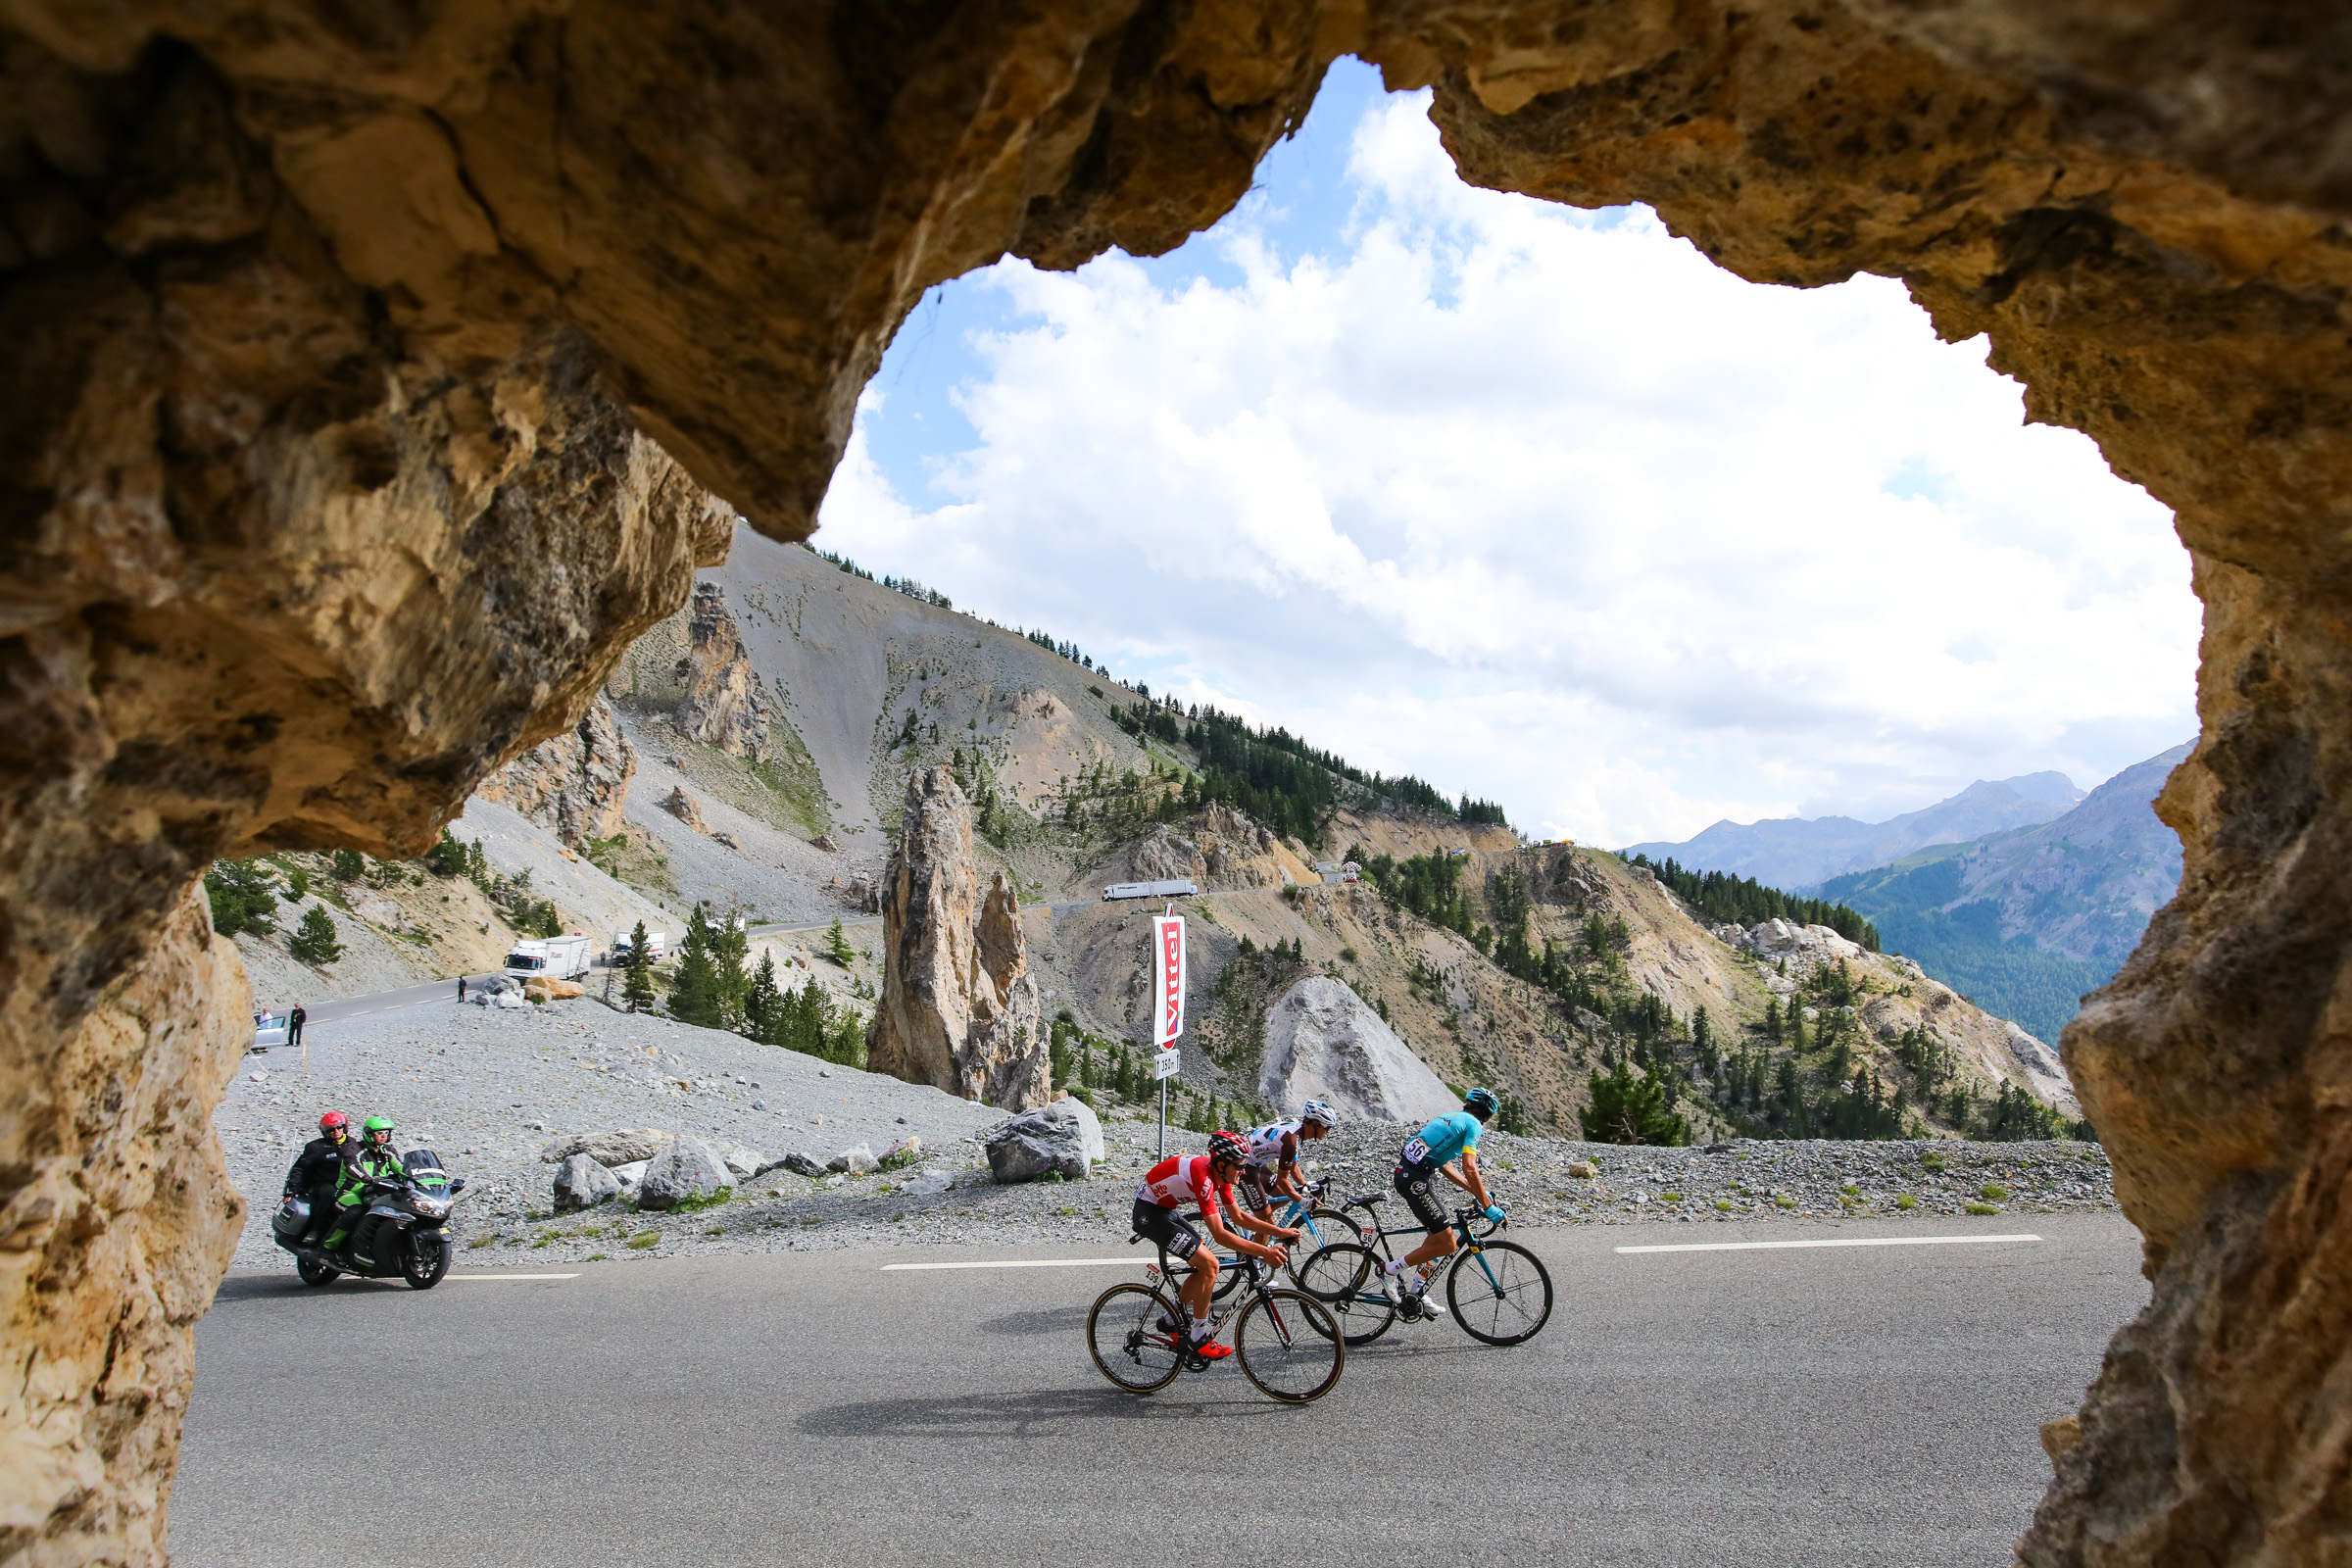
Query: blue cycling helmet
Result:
<box><xmin>1463</xmin><ymin>1087</ymin><xmax>1501</xmax><ymax>1120</ymax></box>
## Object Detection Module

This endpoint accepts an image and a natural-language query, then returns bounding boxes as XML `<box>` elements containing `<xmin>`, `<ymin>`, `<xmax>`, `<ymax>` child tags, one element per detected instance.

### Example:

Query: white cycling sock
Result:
<box><xmin>1189</xmin><ymin>1317</ymin><xmax>1215</xmax><ymax>1342</ymax></box>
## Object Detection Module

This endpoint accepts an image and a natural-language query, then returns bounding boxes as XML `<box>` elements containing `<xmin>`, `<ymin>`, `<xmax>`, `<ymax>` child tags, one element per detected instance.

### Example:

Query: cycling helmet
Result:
<box><xmin>318</xmin><ymin>1111</ymin><xmax>348</xmax><ymax>1135</ymax></box>
<box><xmin>1206</xmin><ymin>1130</ymin><xmax>1249</xmax><ymax>1167</ymax></box>
<box><xmin>363</xmin><ymin>1114</ymin><xmax>395</xmax><ymax>1145</ymax></box>
<box><xmin>1298</xmin><ymin>1099</ymin><xmax>1336</xmax><ymax>1129</ymax></box>
<box><xmin>1462</xmin><ymin>1087</ymin><xmax>1501</xmax><ymax>1121</ymax></box>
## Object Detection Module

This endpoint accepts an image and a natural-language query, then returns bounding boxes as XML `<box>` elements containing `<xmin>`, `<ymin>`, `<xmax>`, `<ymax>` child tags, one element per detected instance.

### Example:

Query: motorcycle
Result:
<box><xmin>272</xmin><ymin>1148</ymin><xmax>467</xmax><ymax>1290</ymax></box>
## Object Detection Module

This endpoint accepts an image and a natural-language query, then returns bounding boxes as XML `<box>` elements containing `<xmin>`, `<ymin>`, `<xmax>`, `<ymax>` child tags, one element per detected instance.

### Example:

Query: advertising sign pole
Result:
<box><xmin>1152</xmin><ymin>906</ymin><xmax>1187</xmax><ymax>1159</ymax></box>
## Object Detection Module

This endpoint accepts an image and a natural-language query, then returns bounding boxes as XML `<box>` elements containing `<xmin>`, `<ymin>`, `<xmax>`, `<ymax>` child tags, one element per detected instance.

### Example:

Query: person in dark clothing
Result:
<box><xmin>284</xmin><ymin>1111</ymin><xmax>353</xmax><ymax>1246</ymax></box>
<box><xmin>457</xmin><ymin>976</ymin><xmax>467</xmax><ymax>1002</ymax></box>
<box><xmin>287</xmin><ymin>1003</ymin><xmax>306</xmax><ymax>1048</ymax></box>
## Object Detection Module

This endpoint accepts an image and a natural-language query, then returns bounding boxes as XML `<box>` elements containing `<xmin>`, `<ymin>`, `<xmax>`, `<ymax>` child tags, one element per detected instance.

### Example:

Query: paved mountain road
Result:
<box><xmin>172</xmin><ymin>1213</ymin><xmax>2143</xmax><ymax>1567</ymax></box>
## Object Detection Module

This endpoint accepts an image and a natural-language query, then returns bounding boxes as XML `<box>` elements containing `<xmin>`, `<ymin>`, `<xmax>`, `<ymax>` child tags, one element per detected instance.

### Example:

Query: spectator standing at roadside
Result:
<box><xmin>287</xmin><ymin>1003</ymin><xmax>306</xmax><ymax>1049</ymax></box>
<box><xmin>458</xmin><ymin>975</ymin><xmax>468</xmax><ymax>1003</ymax></box>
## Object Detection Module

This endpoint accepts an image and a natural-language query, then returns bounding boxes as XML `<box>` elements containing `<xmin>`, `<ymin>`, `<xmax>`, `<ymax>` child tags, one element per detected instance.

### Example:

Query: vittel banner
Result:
<box><xmin>1152</xmin><ymin>914</ymin><xmax>1186</xmax><ymax>1047</ymax></box>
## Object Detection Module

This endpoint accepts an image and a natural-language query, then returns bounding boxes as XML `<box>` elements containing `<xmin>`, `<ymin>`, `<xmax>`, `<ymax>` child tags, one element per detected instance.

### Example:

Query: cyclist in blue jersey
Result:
<box><xmin>1375</xmin><ymin>1087</ymin><xmax>1507</xmax><ymax>1313</ymax></box>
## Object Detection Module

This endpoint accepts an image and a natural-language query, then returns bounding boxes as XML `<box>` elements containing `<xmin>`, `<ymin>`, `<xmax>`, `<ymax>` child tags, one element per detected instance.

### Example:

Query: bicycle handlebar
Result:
<box><xmin>1452</xmin><ymin>1205</ymin><xmax>1507</xmax><ymax>1240</ymax></box>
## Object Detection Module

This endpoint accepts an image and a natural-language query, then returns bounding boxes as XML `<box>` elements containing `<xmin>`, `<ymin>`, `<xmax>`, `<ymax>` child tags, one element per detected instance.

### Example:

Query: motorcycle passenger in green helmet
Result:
<box><xmin>318</xmin><ymin>1115</ymin><xmax>405</xmax><ymax>1258</ymax></box>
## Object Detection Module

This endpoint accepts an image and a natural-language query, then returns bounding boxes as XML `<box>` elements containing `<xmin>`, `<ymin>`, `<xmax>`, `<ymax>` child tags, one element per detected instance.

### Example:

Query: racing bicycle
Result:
<box><xmin>1201</xmin><ymin>1177</ymin><xmax>1365</xmax><ymax>1302</ymax></box>
<box><xmin>1088</xmin><ymin>1232</ymin><xmax>1346</xmax><ymax>1403</ymax></box>
<box><xmin>1296</xmin><ymin>1200</ymin><xmax>1552</xmax><ymax>1348</ymax></box>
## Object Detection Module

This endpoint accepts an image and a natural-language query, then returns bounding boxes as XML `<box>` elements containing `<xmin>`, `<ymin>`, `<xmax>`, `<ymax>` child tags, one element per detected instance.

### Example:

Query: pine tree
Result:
<box><xmin>743</xmin><ymin>951</ymin><xmax>783</xmax><ymax>1042</ymax></box>
<box><xmin>711</xmin><ymin>907</ymin><xmax>751</xmax><ymax>1027</ymax></box>
<box><xmin>667</xmin><ymin>903</ymin><xmax>725</xmax><ymax>1028</ymax></box>
<box><xmin>288</xmin><ymin>905</ymin><xmax>343</xmax><ymax>965</ymax></box>
<box><xmin>1764</xmin><ymin>998</ymin><xmax>1783</xmax><ymax>1045</ymax></box>
<box><xmin>623</xmin><ymin>920</ymin><xmax>657</xmax><ymax>1012</ymax></box>
<box><xmin>825</xmin><ymin>917</ymin><xmax>855</xmax><ymax>967</ymax></box>
<box><xmin>1787</xmin><ymin>1001</ymin><xmax>1806</xmax><ymax>1054</ymax></box>
<box><xmin>1581</xmin><ymin>1063</ymin><xmax>1687</xmax><ymax>1146</ymax></box>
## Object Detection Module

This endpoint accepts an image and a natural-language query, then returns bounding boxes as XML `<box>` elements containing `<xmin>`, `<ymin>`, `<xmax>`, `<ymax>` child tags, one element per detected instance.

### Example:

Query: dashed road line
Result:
<box><xmin>444</xmin><ymin>1273</ymin><xmax>581</xmax><ymax>1281</ymax></box>
<box><xmin>1615</xmin><ymin>1234</ymin><xmax>2042</xmax><ymax>1255</ymax></box>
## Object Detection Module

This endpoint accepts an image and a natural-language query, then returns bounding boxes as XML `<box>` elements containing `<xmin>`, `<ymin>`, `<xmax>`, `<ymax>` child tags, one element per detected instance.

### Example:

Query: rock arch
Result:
<box><xmin>0</xmin><ymin>2</ymin><xmax>2343</xmax><ymax>1561</ymax></box>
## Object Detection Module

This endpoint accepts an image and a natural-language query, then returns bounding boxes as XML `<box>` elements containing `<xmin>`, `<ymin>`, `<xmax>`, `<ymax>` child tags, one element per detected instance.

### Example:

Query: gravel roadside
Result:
<box><xmin>218</xmin><ymin>997</ymin><xmax>2120</xmax><ymax>1278</ymax></box>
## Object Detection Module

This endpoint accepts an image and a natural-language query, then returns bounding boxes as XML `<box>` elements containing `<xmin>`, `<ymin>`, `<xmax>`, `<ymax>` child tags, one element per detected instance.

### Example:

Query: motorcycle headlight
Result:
<box><xmin>411</xmin><ymin>1197</ymin><xmax>449</xmax><ymax>1219</ymax></box>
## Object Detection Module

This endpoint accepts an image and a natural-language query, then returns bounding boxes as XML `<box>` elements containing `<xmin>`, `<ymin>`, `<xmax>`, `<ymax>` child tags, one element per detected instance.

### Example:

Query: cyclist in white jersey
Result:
<box><xmin>1233</xmin><ymin>1100</ymin><xmax>1337</xmax><ymax>1229</ymax></box>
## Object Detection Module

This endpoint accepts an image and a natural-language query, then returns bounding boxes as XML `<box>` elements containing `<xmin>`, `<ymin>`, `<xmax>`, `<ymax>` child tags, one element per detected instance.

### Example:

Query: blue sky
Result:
<box><xmin>815</xmin><ymin>60</ymin><xmax>2199</xmax><ymax>847</ymax></box>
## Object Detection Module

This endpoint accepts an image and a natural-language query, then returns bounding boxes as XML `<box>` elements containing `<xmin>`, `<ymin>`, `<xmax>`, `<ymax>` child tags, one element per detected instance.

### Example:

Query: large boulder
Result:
<box><xmin>709</xmin><ymin>1140</ymin><xmax>767</xmax><ymax>1181</ymax></box>
<box><xmin>635</xmin><ymin>1136</ymin><xmax>732</xmax><ymax>1209</ymax></box>
<box><xmin>826</xmin><ymin>1143</ymin><xmax>879</xmax><ymax>1175</ymax></box>
<box><xmin>865</xmin><ymin>769</ymin><xmax>1050</xmax><ymax>1109</ymax></box>
<box><xmin>523</xmin><ymin>977</ymin><xmax>584</xmax><ymax>1002</ymax></box>
<box><xmin>1259</xmin><ymin>976</ymin><xmax>1459</xmax><ymax>1125</ymax></box>
<box><xmin>552</xmin><ymin>1154</ymin><xmax>620</xmax><ymax>1211</ymax></box>
<box><xmin>1043</xmin><ymin>1096</ymin><xmax>1104</xmax><ymax>1164</ymax></box>
<box><xmin>779</xmin><ymin>1152</ymin><xmax>827</xmax><ymax>1179</ymax></box>
<box><xmin>542</xmin><ymin>1128</ymin><xmax>676</xmax><ymax>1166</ymax></box>
<box><xmin>984</xmin><ymin>1111</ymin><xmax>1090</xmax><ymax>1184</ymax></box>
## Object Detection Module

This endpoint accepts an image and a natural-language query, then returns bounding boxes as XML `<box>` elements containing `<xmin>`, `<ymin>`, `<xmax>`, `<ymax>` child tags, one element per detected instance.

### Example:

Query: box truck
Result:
<box><xmin>505</xmin><ymin>933</ymin><xmax>591</xmax><ymax>981</ymax></box>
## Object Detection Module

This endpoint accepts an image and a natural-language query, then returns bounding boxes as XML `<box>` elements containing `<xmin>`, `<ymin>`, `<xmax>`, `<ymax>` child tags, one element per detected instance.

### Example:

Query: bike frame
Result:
<box><xmin>1332</xmin><ymin>1204</ymin><xmax>1512</xmax><ymax>1303</ymax></box>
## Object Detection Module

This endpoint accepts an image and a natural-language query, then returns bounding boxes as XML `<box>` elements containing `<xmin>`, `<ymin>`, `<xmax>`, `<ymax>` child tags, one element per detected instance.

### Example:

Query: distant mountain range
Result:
<box><xmin>1621</xmin><ymin>771</ymin><xmax>2086</xmax><ymax>891</ymax></box>
<box><xmin>1816</xmin><ymin>744</ymin><xmax>2189</xmax><ymax>1044</ymax></box>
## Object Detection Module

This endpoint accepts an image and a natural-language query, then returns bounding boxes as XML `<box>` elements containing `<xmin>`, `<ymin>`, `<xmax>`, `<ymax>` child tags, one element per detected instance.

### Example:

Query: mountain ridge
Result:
<box><xmin>1819</xmin><ymin>743</ymin><xmax>2191</xmax><ymax>1043</ymax></box>
<box><xmin>1622</xmin><ymin>771</ymin><xmax>2086</xmax><ymax>891</ymax></box>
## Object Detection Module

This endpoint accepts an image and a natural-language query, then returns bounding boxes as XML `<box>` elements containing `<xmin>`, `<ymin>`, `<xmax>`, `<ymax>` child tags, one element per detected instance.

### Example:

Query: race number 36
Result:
<box><xmin>1152</xmin><ymin>914</ymin><xmax>1186</xmax><ymax>1047</ymax></box>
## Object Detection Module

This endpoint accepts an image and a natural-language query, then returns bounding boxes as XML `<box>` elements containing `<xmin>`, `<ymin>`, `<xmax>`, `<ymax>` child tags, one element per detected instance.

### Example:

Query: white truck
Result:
<box><xmin>612</xmin><ymin>927</ymin><xmax>668</xmax><ymax>961</ymax></box>
<box><xmin>505</xmin><ymin>933</ymin><xmax>591</xmax><ymax>981</ymax></box>
<box><xmin>1101</xmin><ymin>879</ymin><xmax>1200</xmax><ymax>902</ymax></box>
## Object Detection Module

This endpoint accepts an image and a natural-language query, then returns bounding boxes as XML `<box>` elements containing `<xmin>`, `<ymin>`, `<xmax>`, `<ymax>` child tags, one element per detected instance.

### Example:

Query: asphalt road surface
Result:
<box><xmin>173</xmin><ymin>1213</ymin><xmax>2143</xmax><ymax>1567</ymax></box>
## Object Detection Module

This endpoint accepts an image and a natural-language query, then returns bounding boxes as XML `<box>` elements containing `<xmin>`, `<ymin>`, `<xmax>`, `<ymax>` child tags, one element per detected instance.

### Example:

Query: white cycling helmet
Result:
<box><xmin>1299</xmin><ymin>1099</ymin><xmax>1336</xmax><ymax>1129</ymax></box>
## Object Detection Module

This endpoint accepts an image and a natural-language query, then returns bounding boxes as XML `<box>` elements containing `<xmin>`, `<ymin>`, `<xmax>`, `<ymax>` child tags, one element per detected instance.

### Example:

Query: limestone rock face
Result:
<box><xmin>1126</xmin><ymin>804</ymin><xmax>1291</xmax><ymax>891</ymax></box>
<box><xmin>0</xmin><ymin>888</ymin><xmax>247</xmax><ymax>1568</ymax></box>
<box><xmin>476</xmin><ymin>693</ymin><xmax>639</xmax><ymax>847</ymax></box>
<box><xmin>867</xmin><ymin>769</ymin><xmax>1049</xmax><ymax>1110</ymax></box>
<box><xmin>675</xmin><ymin>582</ymin><xmax>770</xmax><ymax>760</ymax></box>
<box><xmin>4</xmin><ymin>1</ymin><xmax>2351</xmax><ymax>1560</ymax></box>
<box><xmin>1260</xmin><ymin>975</ymin><xmax>1460</xmax><ymax>1125</ymax></box>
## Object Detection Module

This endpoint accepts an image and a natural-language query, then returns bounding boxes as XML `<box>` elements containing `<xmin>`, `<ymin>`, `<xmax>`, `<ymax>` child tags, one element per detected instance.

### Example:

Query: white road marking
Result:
<box><xmin>1615</xmin><ymin>1234</ymin><xmax>2042</xmax><ymax>1255</ymax></box>
<box><xmin>881</xmin><ymin>1257</ymin><xmax>1138</xmax><ymax>1272</ymax></box>
<box><xmin>445</xmin><ymin>1273</ymin><xmax>580</xmax><ymax>1281</ymax></box>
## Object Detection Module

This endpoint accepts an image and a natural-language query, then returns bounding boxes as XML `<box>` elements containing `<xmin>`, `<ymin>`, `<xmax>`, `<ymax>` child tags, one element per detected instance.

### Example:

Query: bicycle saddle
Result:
<box><xmin>1351</xmin><ymin>1192</ymin><xmax>1390</xmax><ymax>1207</ymax></box>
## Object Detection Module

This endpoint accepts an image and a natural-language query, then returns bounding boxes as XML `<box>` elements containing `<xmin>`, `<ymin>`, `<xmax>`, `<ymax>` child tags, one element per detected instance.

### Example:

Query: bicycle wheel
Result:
<box><xmin>1235</xmin><ymin>1289</ymin><xmax>1345</xmax><ymax>1403</ymax></box>
<box><xmin>1446</xmin><ymin>1240</ymin><xmax>1553</xmax><ymax>1347</ymax></box>
<box><xmin>1088</xmin><ymin>1283</ymin><xmax>1185</xmax><ymax>1393</ymax></box>
<box><xmin>1291</xmin><ymin>1207</ymin><xmax>1365</xmax><ymax>1269</ymax></box>
<box><xmin>1294</xmin><ymin>1242</ymin><xmax>1396</xmax><ymax>1346</ymax></box>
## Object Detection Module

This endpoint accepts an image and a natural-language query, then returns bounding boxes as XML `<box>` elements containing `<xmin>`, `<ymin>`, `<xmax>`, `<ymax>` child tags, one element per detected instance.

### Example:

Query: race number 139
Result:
<box><xmin>1152</xmin><ymin>914</ymin><xmax>1186</xmax><ymax>1047</ymax></box>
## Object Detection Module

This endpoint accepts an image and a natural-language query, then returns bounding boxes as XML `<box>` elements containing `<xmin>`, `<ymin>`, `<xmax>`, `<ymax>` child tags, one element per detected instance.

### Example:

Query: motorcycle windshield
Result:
<box><xmin>403</xmin><ymin>1148</ymin><xmax>451</xmax><ymax>1196</ymax></box>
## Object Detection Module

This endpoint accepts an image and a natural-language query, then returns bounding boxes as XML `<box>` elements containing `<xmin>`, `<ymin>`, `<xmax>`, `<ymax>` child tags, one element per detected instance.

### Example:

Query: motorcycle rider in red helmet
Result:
<box><xmin>283</xmin><ymin>1111</ymin><xmax>354</xmax><ymax>1248</ymax></box>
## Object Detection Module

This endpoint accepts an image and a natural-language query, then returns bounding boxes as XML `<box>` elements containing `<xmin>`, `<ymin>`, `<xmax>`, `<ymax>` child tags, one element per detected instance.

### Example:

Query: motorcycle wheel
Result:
<box><xmin>404</xmin><ymin>1233</ymin><xmax>451</xmax><ymax>1291</ymax></box>
<box><xmin>296</xmin><ymin>1256</ymin><xmax>340</xmax><ymax>1287</ymax></box>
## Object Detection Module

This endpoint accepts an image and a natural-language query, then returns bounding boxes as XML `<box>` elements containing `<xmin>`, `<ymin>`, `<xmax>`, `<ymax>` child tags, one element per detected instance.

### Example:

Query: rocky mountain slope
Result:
<box><xmin>1821</xmin><ymin>744</ymin><xmax>2191</xmax><ymax>1044</ymax></box>
<box><xmin>1624</xmin><ymin>772</ymin><xmax>2086</xmax><ymax>891</ymax></box>
<box><xmin>225</xmin><ymin>522</ymin><xmax>2084</xmax><ymax>1149</ymax></box>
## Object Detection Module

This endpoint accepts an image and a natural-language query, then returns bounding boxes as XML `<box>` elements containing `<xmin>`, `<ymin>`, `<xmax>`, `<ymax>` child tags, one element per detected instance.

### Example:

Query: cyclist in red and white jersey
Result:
<box><xmin>1133</xmin><ymin>1130</ymin><xmax>1292</xmax><ymax>1359</ymax></box>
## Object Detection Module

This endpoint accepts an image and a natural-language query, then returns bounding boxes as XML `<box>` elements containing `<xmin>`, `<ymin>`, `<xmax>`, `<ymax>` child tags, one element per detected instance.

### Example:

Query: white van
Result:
<box><xmin>505</xmin><ymin>932</ymin><xmax>591</xmax><ymax>981</ymax></box>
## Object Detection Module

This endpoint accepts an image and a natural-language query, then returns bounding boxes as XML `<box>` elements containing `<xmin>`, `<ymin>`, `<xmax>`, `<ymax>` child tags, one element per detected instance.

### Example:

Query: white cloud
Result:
<box><xmin>817</xmin><ymin>90</ymin><xmax>2199</xmax><ymax>847</ymax></box>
